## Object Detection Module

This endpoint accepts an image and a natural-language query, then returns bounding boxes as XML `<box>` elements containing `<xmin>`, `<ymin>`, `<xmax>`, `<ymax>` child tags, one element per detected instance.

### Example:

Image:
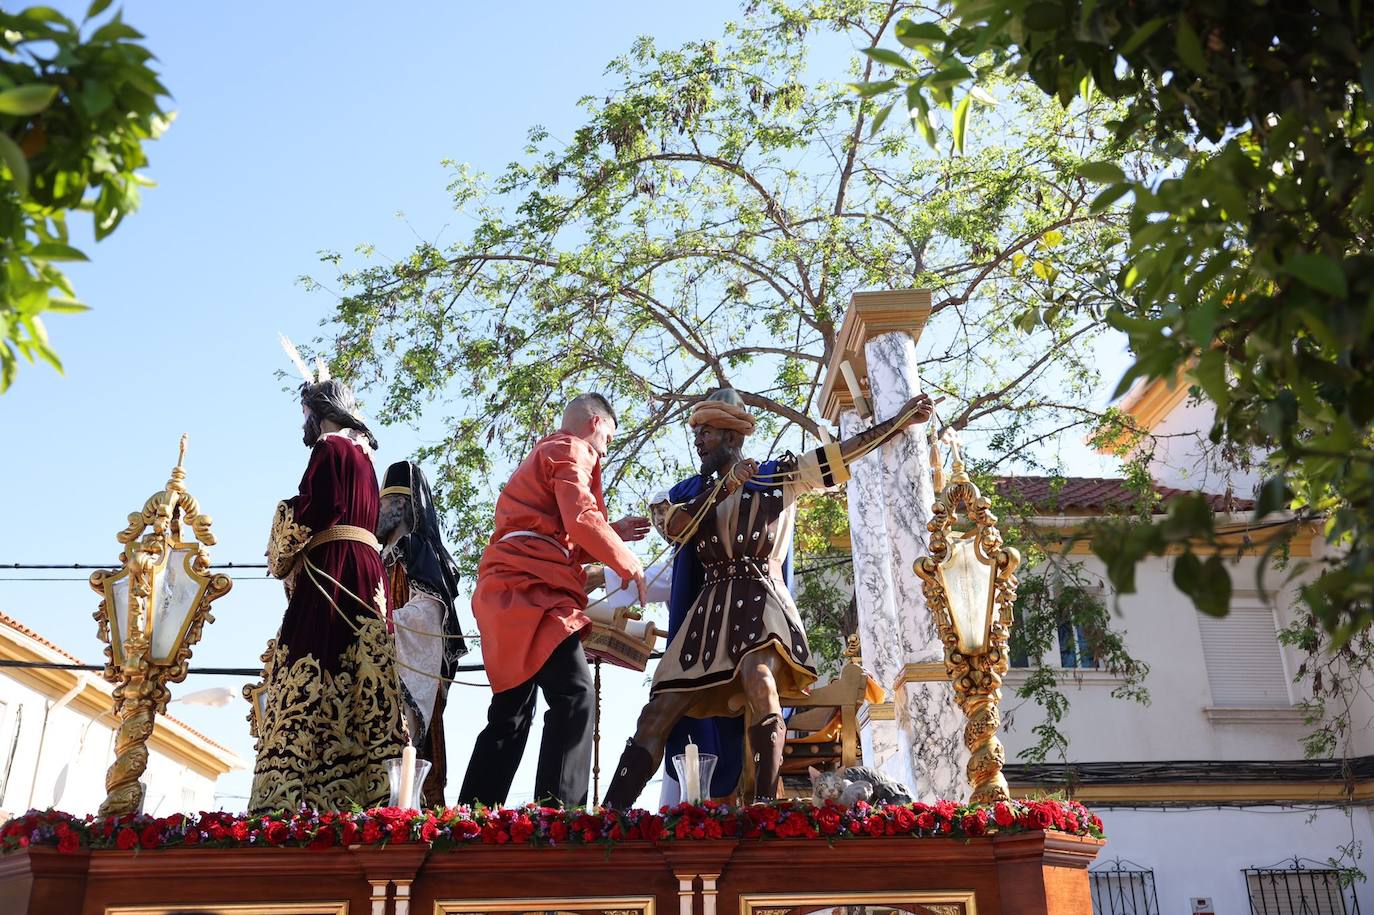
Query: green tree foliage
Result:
<box><xmin>0</xmin><ymin>2</ymin><xmax>171</xmax><ymax>390</ymax></box>
<box><xmin>309</xmin><ymin>0</ymin><xmax>1154</xmax><ymax>755</ymax></box>
<box><xmin>860</xmin><ymin>2</ymin><xmax>1374</xmax><ymax>641</ymax></box>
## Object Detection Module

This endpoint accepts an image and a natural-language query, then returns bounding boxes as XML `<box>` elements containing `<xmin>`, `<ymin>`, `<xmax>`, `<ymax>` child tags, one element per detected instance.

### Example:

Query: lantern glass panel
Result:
<box><xmin>940</xmin><ymin>537</ymin><xmax>995</xmax><ymax>654</ymax></box>
<box><xmin>108</xmin><ymin>574</ymin><xmax>132</xmax><ymax>664</ymax></box>
<box><xmin>149</xmin><ymin>547</ymin><xmax>205</xmax><ymax>664</ymax></box>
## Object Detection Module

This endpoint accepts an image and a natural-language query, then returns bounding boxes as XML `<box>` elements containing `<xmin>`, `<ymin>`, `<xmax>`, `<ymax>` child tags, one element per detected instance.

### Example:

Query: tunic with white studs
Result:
<box><xmin>647</xmin><ymin>444</ymin><xmax>851</xmax><ymax>718</ymax></box>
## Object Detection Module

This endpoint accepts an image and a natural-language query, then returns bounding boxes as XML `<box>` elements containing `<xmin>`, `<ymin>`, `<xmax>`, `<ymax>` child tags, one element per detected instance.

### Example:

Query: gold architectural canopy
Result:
<box><xmin>90</xmin><ymin>435</ymin><xmax>231</xmax><ymax>815</ymax></box>
<box><xmin>914</xmin><ymin>456</ymin><xmax>1021</xmax><ymax>805</ymax></box>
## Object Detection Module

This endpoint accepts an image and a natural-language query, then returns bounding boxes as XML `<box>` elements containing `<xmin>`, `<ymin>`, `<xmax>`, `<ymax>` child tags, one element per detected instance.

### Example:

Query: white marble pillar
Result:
<box><xmin>839</xmin><ymin>408</ymin><xmax>906</xmax><ymax>781</ymax></box>
<box><xmin>864</xmin><ymin>330</ymin><xmax>968</xmax><ymax>801</ymax></box>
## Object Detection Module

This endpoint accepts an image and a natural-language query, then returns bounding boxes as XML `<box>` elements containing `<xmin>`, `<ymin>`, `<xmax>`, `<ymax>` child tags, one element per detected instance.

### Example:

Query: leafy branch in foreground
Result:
<box><xmin>860</xmin><ymin>1</ymin><xmax>1374</xmax><ymax>641</ymax></box>
<box><xmin>0</xmin><ymin>1</ymin><xmax>171</xmax><ymax>390</ymax></box>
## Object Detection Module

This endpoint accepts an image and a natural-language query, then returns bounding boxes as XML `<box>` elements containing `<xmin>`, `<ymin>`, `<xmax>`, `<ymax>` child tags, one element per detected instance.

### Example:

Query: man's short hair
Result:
<box><xmin>566</xmin><ymin>392</ymin><xmax>617</xmax><ymax>426</ymax></box>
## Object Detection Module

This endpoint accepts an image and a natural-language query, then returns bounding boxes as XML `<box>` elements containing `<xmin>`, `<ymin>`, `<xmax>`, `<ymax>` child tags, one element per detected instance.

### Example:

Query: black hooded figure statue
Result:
<box><xmin>377</xmin><ymin>460</ymin><xmax>468</xmax><ymax>805</ymax></box>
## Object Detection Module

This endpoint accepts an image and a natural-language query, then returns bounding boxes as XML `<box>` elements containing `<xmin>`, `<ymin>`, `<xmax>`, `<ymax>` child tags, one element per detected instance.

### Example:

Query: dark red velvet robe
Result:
<box><xmin>249</xmin><ymin>433</ymin><xmax>410</xmax><ymax>812</ymax></box>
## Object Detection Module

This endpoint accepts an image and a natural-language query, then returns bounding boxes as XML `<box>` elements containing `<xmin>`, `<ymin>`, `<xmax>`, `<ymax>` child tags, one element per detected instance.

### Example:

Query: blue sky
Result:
<box><xmin>0</xmin><ymin>1</ymin><xmax>1127</xmax><ymax>811</ymax></box>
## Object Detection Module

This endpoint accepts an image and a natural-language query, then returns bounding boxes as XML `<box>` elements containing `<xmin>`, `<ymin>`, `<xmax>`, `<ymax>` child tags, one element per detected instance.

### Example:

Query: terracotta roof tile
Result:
<box><xmin>992</xmin><ymin>476</ymin><xmax>1254</xmax><ymax>513</ymax></box>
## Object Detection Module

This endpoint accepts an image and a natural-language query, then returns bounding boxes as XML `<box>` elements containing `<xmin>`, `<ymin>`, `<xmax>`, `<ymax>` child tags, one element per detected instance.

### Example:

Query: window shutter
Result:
<box><xmin>1196</xmin><ymin>605</ymin><xmax>1291</xmax><ymax>707</ymax></box>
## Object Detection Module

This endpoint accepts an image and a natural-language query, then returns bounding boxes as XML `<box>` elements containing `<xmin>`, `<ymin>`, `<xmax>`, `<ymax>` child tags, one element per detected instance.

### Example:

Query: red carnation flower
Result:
<box><xmin>230</xmin><ymin>821</ymin><xmax>250</xmax><ymax>843</ymax></box>
<box><xmin>263</xmin><ymin>821</ymin><xmax>289</xmax><ymax>846</ymax></box>
<box><xmin>139</xmin><ymin>824</ymin><xmax>163</xmax><ymax>849</ymax></box>
<box><xmin>510</xmin><ymin>815</ymin><xmax>535</xmax><ymax>844</ymax></box>
<box><xmin>420</xmin><ymin>818</ymin><xmax>439</xmax><ymax>843</ymax></box>
<box><xmin>548</xmin><ymin>819</ymin><xmax>569</xmax><ymax>842</ymax></box>
<box><xmin>815</xmin><ymin>808</ymin><xmax>842</xmax><ymax>836</ymax></box>
<box><xmin>388</xmin><ymin>820</ymin><xmax>411</xmax><ymax>844</ymax></box>
<box><xmin>916</xmin><ymin>811</ymin><xmax>935</xmax><ymax>830</ymax></box>
<box><xmin>115</xmin><ymin>828</ymin><xmax>138</xmax><ymax>850</ymax></box>
<box><xmin>864</xmin><ymin>814</ymin><xmax>885</xmax><ymax>837</ymax></box>
<box><xmin>993</xmin><ymin>803</ymin><xmax>1015</xmax><ymax>827</ymax></box>
<box><xmin>57</xmin><ymin>832</ymin><xmax>80</xmax><ymax>854</ymax></box>
<box><xmin>962</xmin><ymin>813</ymin><xmax>987</xmax><ymax>837</ymax></box>
<box><xmin>308</xmin><ymin>828</ymin><xmax>336</xmax><ymax>850</ymax></box>
<box><xmin>362</xmin><ymin>821</ymin><xmax>383</xmax><ymax>844</ymax></box>
<box><xmin>183</xmin><ymin>828</ymin><xmax>202</xmax><ymax>846</ymax></box>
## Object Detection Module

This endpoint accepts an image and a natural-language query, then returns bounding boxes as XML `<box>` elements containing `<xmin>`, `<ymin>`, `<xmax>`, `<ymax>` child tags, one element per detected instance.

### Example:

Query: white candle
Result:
<box><xmin>684</xmin><ymin>739</ymin><xmax>701</xmax><ymax>804</ymax></box>
<box><xmin>399</xmin><ymin>744</ymin><xmax>417</xmax><ymax>809</ymax></box>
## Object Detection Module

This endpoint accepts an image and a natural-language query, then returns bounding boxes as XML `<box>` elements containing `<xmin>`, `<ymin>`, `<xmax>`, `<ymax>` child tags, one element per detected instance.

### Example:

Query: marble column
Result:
<box><xmin>864</xmin><ymin>330</ymin><xmax>968</xmax><ymax>802</ymax></box>
<box><xmin>839</xmin><ymin>407</ymin><xmax>906</xmax><ymax>783</ymax></box>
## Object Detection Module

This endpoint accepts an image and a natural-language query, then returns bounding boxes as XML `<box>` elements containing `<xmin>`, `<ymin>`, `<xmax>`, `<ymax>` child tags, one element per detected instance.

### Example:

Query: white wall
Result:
<box><xmin>1143</xmin><ymin>397</ymin><xmax>1264</xmax><ymax>499</ymax></box>
<box><xmin>998</xmin><ymin>550</ymin><xmax>1374</xmax><ymax>763</ymax></box>
<box><xmin>1097</xmin><ymin>805</ymin><xmax>1374</xmax><ymax>913</ymax></box>
<box><xmin>0</xmin><ymin>674</ymin><xmax>220</xmax><ymax>820</ymax></box>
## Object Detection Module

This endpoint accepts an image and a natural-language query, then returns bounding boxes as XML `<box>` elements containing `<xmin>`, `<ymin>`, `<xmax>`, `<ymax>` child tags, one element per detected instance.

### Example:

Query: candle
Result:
<box><xmin>399</xmin><ymin>744</ymin><xmax>417</xmax><ymax>809</ymax></box>
<box><xmin>684</xmin><ymin>739</ymin><xmax>701</xmax><ymax>804</ymax></box>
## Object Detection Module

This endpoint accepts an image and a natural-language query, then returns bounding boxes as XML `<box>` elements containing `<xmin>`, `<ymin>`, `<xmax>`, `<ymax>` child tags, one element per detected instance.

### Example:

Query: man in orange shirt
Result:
<box><xmin>459</xmin><ymin>393</ymin><xmax>648</xmax><ymax>808</ymax></box>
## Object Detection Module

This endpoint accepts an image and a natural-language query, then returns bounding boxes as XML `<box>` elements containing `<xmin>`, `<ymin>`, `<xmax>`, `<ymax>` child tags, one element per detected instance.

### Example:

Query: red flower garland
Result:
<box><xmin>0</xmin><ymin>798</ymin><xmax>1103</xmax><ymax>855</ymax></box>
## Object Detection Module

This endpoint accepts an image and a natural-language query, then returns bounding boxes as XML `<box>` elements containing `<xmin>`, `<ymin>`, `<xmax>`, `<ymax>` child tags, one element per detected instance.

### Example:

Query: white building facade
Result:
<box><xmin>0</xmin><ymin>612</ymin><xmax>244</xmax><ymax>822</ymax></box>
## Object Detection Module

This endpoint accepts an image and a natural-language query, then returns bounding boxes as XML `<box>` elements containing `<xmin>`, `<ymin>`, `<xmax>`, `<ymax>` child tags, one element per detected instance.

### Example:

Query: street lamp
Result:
<box><xmin>90</xmin><ymin>436</ymin><xmax>231</xmax><ymax>816</ymax></box>
<box><xmin>914</xmin><ymin>456</ymin><xmax>1020</xmax><ymax>805</ymax></box>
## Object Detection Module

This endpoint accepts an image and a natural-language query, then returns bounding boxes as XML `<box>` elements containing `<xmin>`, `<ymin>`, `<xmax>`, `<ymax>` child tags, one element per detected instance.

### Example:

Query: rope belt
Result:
<box><xmin>498</xmin><ymin>529</ymin><xmax>571</xmax><ymax>559</ymax></box>
<box><xmin>307</xmin><ymin>525</ymin><xmax>381</xmax><ymax>552</ymax></box>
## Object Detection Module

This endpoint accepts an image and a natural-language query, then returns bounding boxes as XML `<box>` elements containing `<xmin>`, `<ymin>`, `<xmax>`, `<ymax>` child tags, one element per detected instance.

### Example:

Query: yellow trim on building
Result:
<box><xmin>1010</xmin><ymin>779</ymin><xmax>1374</xmax><ymax>805</ymax></box>
<box><xmin>0</xmin><ymin>617</ymin><xmax>244</xmax><ymax>779</ymax></box>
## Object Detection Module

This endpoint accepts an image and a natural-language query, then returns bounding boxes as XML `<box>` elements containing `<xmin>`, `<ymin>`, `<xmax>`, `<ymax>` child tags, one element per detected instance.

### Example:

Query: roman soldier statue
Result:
<box><xmin>602</xmin><ymin>387</ymin><xmax>933</xmax><ymax>808</ymax></box>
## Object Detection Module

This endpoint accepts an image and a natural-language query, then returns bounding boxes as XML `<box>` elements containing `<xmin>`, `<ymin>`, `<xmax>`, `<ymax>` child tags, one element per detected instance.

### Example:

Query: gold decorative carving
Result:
<box><xmin>914</xmin><ymin>459</ymin><xmax>1020</xmax><ymax>806</ymax></box>
<box><xmin>248</xmin><ymin>616</ymin><xmax>409</xmax><ymax>812</ymax></box>
<box><xmin>266</xmin><ymin>499</ymin><xmax>312</xmax><ymax>581</ymax></box>
<box><xmin>106</xmin><ymin>904</ymin><xmax>349</xmax><ymax>915</ymax></box>
<box><xmin>894</xmin><ymin>662</ymin><xmax>948</xmax><ymax>685</ymax></box>
<box><xmin>89</xmin><ymin>436</ymin><xmax>231</xmax><ymax>816</ymax></box>
<box><xmin>243</xmin><ymin>639</ymin><xmax>276</xmax><ymax>740</ymax></box>
<box><xmin>739</xmin><ymin>891</ymin><xmax>973</xmax><ymax>915</ymax></box>
<box><xmin>433</xmin><ymin>897</ymin><xmax>655</xmax><ymax>914</ymax></box>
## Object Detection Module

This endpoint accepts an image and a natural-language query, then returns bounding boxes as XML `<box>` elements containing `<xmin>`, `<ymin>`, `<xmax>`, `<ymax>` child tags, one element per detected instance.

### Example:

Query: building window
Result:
<box><xmin>1244</xmin><ymin>857</ymin><xmax>1361</xmax><ymax>914</ymax></box>
<box><xmin>1196</xmin><ymin>598</ymin><xmax>1292</xmax><ymax>707</ymax></box>
<box><xmin>1007</xmin><ymin>605</ymin><xmax>1098</xmax><ymax>670</ymax></box>
<box><xmin>1009</xmin><ymin>603</ymin><xmax>1029</xmax><ymax>668</ymax></box>
<box><xmin>1058</xmin><ymin>621</ymin><xmax>1097</xmax><ymax>669</ymax></box>
<box><xmin>1089</xmin><ymin>858</ymin><xmax>1160</xmax><ymax>915</ymax></box>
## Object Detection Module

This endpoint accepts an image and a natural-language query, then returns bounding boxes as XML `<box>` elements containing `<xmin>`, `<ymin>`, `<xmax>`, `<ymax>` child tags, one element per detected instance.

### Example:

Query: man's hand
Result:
<box><xmin>898</xmin><ymin>393</ymin><xmax>942</xmax><ymax>428</ymax></box>
<box><xmin>620</xmin><ymin>555</ymin><xmax>647</xmax><ymax>608</ymax></box>
<box><xmin>583</xmin><ymin>564</ymin><xmax>606</xmax><ymax>594</ymax></box>
<box><xmin>612</xmin><ymin>515</ymin><xmax>651</xmax><ymax>542</ymax></box>
<box><xmin>725</xmin><ymin>458</ymin><xmax>759</xmax><ymax>493</ymax></box>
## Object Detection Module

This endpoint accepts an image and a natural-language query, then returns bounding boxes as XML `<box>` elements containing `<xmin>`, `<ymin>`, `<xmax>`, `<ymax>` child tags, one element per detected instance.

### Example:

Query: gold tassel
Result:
<box><xmin>929</xmin><ymin>424</ymin><xmax>945</xmax><ymax>493</ymax></box>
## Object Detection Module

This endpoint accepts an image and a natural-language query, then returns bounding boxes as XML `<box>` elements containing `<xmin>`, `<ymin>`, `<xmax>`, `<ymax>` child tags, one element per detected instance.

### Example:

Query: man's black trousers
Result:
<box><xmin>458</xmin><ymin>631</ymin><xmax>594</xmax><ymax>808</ymax></box>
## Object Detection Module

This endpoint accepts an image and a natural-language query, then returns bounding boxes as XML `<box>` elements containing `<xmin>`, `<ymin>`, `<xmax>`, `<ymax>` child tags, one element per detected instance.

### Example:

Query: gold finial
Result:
<box><xmin>168</xmin><ymin>434</ymin><xmax>188</xmax><ymax>493</ymax></box>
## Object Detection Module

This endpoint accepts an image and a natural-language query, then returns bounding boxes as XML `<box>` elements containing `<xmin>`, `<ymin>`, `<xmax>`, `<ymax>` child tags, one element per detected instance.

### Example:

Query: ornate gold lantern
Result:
<box><xmin>90</xmin><ymin>436</ymin><xmax>231</xmax><ymax>816</ymax></box>
<box><xmin>914</xmin><ymin>457</ymin><xmax>1020</xmax><ymax>805</ymax></box>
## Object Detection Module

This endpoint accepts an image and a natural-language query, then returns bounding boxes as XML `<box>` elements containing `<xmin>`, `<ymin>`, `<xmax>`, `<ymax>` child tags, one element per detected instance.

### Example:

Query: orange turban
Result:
<box><xmin>689</xmin><ymin>399</ymin><xmax>756</xmax><ymax>436</ymax></box>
